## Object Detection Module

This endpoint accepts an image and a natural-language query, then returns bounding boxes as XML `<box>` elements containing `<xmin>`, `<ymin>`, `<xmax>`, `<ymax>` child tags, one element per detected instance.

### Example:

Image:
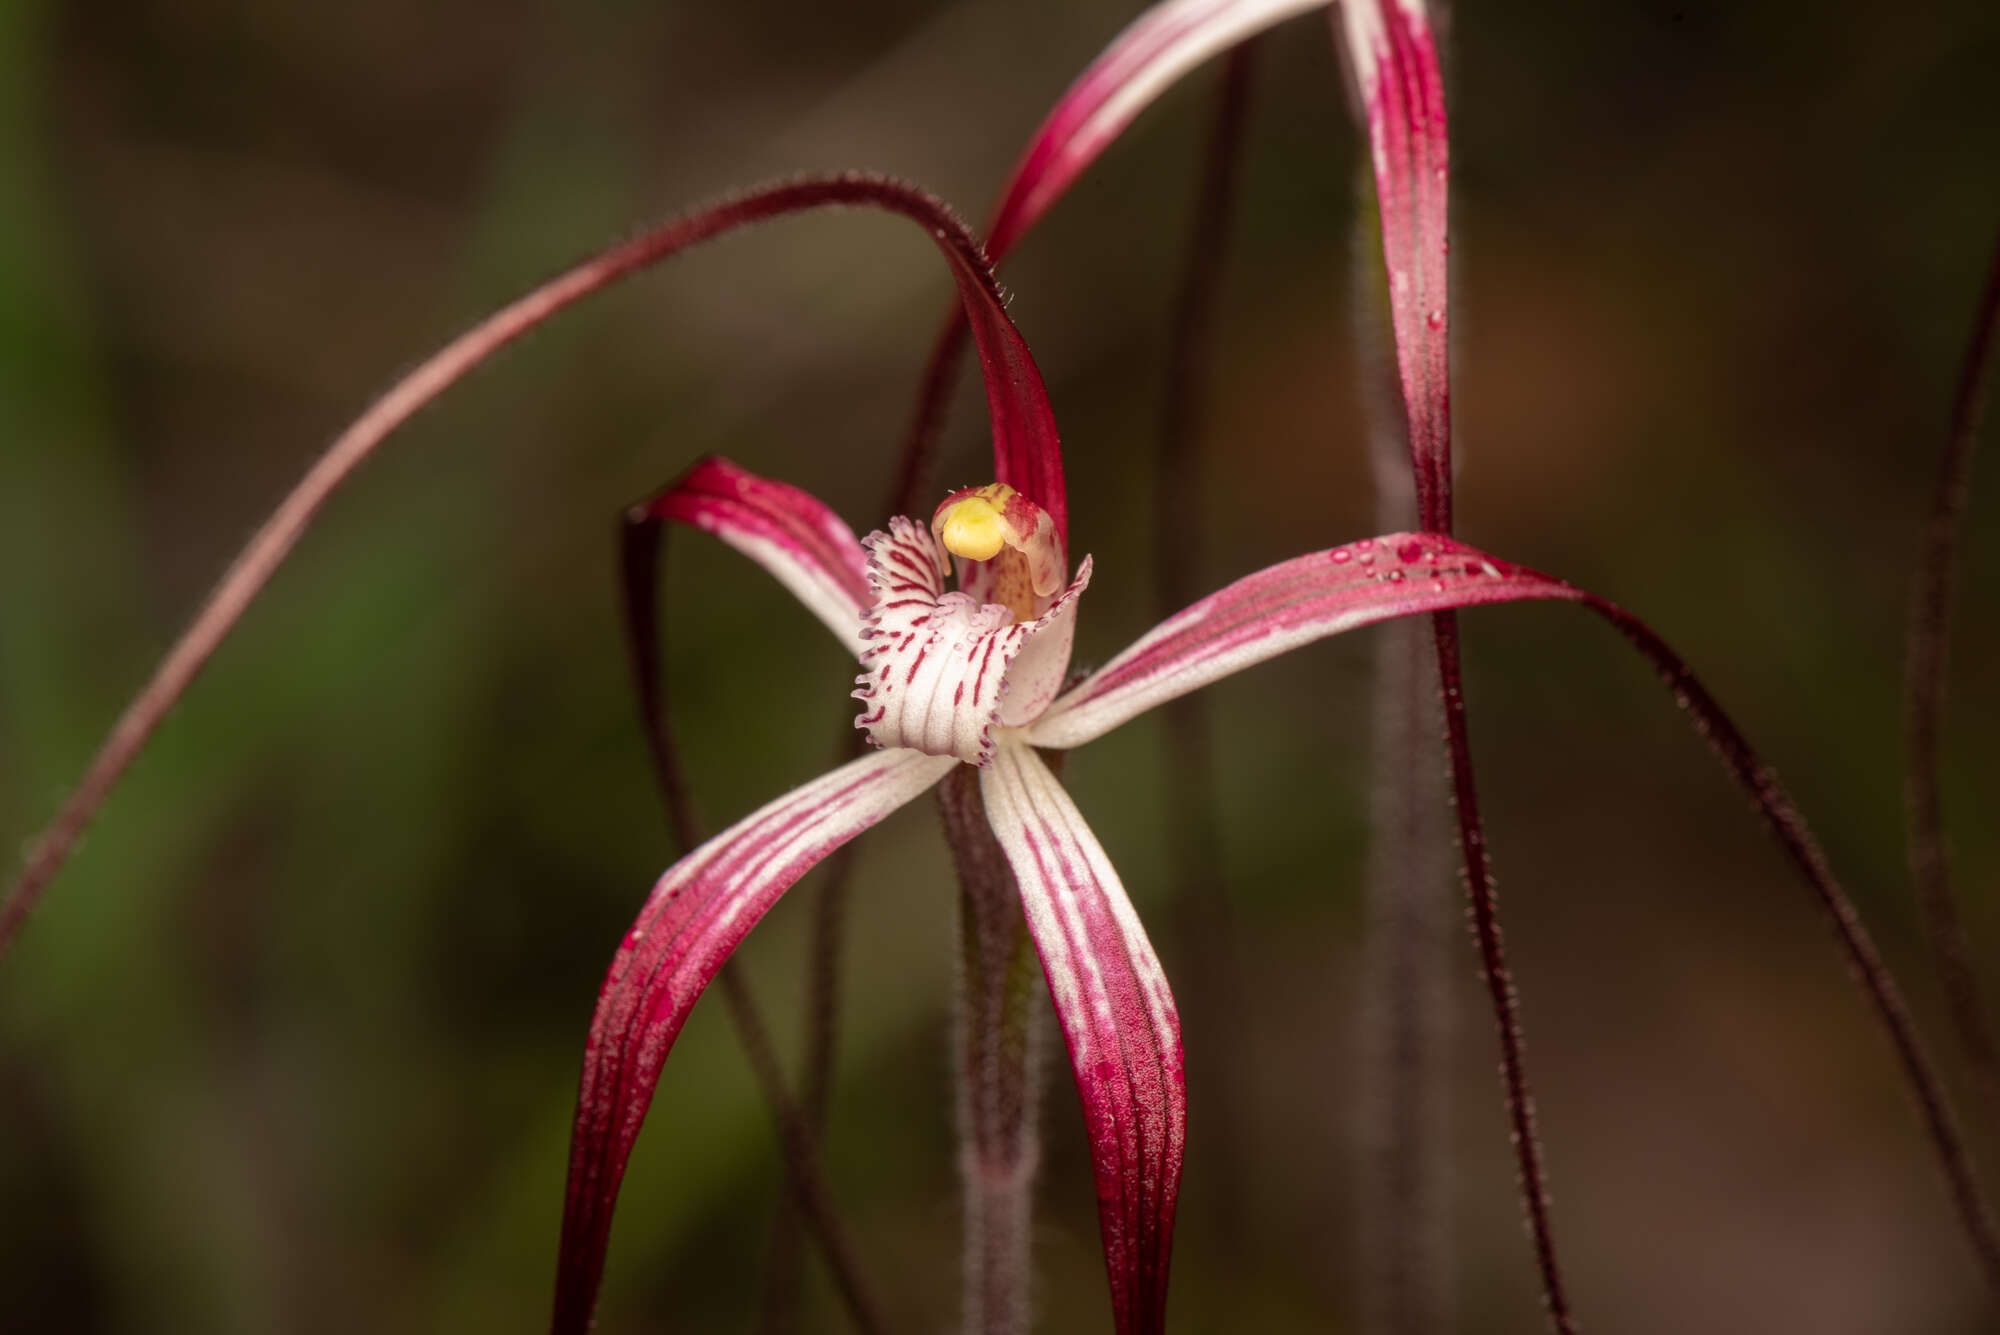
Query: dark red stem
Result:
<box><xmin>1373</xmin><ymin>19</ymin><xmax>1572</xmax><ymax>1321</ymax></box>
<box><xmin>1430</xmin><ymin>612</ymin><xmax>1576</xmax><ymax>1333</ymax></box>
<box><xmin>1575</xmin><ymin>590</ymin><xmax>2000</xmax><ymax>1289</ymax></box>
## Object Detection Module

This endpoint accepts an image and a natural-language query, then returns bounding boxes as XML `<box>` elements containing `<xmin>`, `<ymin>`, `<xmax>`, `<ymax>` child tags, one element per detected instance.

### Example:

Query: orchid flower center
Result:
<box><xmin>930</xmin><ymin>483</ymin><xmax>1066</xmax><ymax>624</ymax></box>
<box><xmin>853</xmin><ymin>484</ymin><xmax>1091</xmax><ymax>766</ymax></box>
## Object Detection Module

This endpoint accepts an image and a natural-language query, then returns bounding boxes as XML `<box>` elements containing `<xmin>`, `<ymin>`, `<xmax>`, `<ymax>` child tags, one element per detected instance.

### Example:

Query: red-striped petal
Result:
<box><xmin>979</xmin><ymin>743</ymin><xmax>1185</xmax><ymax>1335</ymax></box>
<box><xmin>1337</xmin><ymin>0</ymin><xmax>1452</xmax><ymax>530</ymax></box>
<box><xmin>634</xmin><ymin>456</ymin><xmax>871</xmax><ymax>651</ymax></box>
<box><xmin>988</xmin><ymin>0</ymin><xmax>1330</xmax><ymax>260</ymax></box>
<box><xmin>1028</xmin><ymin>534</ymin><xmax>1573</xmax><ymax>749</ymax></box>
<box><xmin>550</xmin><ymin>747</ymin><xmax>958</xmax><ymax>1334</ymax></box>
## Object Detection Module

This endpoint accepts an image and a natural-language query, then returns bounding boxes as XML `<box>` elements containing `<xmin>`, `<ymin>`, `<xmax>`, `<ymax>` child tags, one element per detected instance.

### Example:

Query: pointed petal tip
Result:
<box><xmin>550</xmin><ymin>748</ymin><xmax>957</xmax><ymax>1331</ymax></box>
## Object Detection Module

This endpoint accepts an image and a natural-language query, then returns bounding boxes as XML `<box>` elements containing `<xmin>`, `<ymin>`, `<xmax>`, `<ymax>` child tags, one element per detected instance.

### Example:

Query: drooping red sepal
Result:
<box><xmin>551</xmin><ymin>748</ymin><xmax>957</xmax><ymax>1334</ymax></box>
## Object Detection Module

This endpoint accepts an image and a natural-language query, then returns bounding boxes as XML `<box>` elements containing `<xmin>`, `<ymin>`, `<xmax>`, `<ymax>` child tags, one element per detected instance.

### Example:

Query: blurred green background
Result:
<box><xmin>4</xmin><ymin>1</ymin><xmax>2000</xmax><ymax>1330</ymax></box>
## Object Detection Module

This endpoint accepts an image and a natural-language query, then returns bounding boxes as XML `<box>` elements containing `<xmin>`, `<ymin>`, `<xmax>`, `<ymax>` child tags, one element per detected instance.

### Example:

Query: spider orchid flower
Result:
<box><xmin>557</xmin><ymin>7</ymin><xmax>2000</xmax><ymax>1327</ymax></box>
<box><xmin>554</xmin><ymin>452</ymin><xmax>1602</xmax><ymax>1333</ymax></box>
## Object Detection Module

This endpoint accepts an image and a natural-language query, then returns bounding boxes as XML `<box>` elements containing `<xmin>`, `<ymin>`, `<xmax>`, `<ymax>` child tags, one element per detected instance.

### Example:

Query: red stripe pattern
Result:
<box><xmin>550</xmin><ymin>748</ymin><xmax>957</xmax><ymax>1334</ymax></box>
<box><xmin>1030</xmin><ymin>533</ymin><xmax>1579</xmax><ymax>749</ymax></box>
<box><xmin>639</xmin><ymin>456</ymin><xmax>872</xmax><ymax>650</ymax></box>
<box><xmin>1340</xmin><ymin>0</ymin><xmax>1453</xmax><ymax>530</ymax></box>
<box><xmin>981</xmin><ymin>744</ymin><xmax>1186</xmax><ymax>1335</ymax></box>
<box><xmin>988</xmin><ymin>0</ymin><xmax>1328</xmax><ymax>260</ymax></box>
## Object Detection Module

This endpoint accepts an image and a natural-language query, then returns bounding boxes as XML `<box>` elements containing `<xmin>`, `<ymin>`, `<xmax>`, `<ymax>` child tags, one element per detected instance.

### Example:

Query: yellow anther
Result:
<box><xmin>938</xmin><ymin>495</ymin><xmax>1008</xmax><ymax>562</ymax></box>
<box><xmin>930</xmin><ymin>482</ymin><xmax>1061</xmax><ymax>624</ymax></box>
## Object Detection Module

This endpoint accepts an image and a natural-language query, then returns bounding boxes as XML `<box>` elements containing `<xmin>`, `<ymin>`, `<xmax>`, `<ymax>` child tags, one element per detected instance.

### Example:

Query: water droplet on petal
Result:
<box><xmin>1330</xmin><ymin>548</ymin><xmax>1352</xmax><ymax>564</ymax></box>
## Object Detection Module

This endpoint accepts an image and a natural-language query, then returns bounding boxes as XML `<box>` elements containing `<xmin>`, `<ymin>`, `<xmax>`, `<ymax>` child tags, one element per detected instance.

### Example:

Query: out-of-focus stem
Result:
<box><xmin>712</xmin><ymin>963</ymin><xmax>889</xmax><ymax>1335</ymax></box>
<box><xmin>1905</xmin><ymin>224</ymin><xmax>2000</xmax><ymax>1119</ymax></box>
<box><xmin>940</xmin><ymin>765</ymin><xmax>1043</xmax><ymax>1335</ymax></box>
<box><xmin>759</xmin><ymin>806</ymin><xmax>863</xmax><ymax>1335</ymax></box>
<box><xmin>1360</xmin><ymin>608</ymin><xmax>1452</xmax><ymax>1335</ymax></box>
<box><xmin>1355</xmin><ymin>171</ymin><xmax>1454</xmax><ymax>1334</ymax></box>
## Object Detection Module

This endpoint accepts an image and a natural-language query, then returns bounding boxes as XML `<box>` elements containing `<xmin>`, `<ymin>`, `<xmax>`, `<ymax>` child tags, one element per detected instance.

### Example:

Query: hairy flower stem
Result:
<box><xmin>1431</xmin><ymin>614</ymin><xmax>1574</xmax><ymax>1333</ymax></box>
<box><xmin>618</xmin><ymin>510</ymin><xmax>888</xmax><ymax>1334</ymax></box>
<box><xmin>1357</xmin><ymin>183</ymin><xmax>1453</xmax><ymax>1333</ymax></box>
<box><xmin>940</xmin><ymin>765</ymin><xmax>1045</xmax><ymax>1335</ymax></box>
<box><xmin>1362</xmin><ymin>610</ymin><xmax>1452</xmax><ymax>1335</ymax></box>
<box><xmin>1905</xmin><ymin>224</ymin><xmax>2000</xmax><ymax>1120</ymax></box>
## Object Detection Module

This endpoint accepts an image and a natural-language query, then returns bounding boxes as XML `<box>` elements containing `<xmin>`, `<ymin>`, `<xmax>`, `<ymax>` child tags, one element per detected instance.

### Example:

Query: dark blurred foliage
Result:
<box><xmin>3</xmin><ymin>1</ymin><xmax>2000</xmax><ymax>1331</ymax></box>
